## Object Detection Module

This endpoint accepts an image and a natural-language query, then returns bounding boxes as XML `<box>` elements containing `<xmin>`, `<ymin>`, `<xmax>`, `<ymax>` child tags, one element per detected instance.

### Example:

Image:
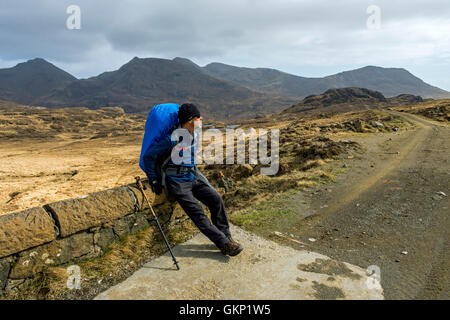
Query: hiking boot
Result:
<box><xmin>227</xmin><ymin>236</ymin><xmax>243</xmax><ymax>249</ymax></box>
<box><xmin>220</xmin><ymin>239</ymin><xmax>243</xmax><ymax>256</ymax></box>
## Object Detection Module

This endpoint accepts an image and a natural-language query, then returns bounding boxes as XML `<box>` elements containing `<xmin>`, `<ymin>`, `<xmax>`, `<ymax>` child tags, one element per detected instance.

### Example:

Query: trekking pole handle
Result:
<box><xmin>135</xmin><ymin>176</ymin><xmax>144</xmax><ymax>191</ymax></box>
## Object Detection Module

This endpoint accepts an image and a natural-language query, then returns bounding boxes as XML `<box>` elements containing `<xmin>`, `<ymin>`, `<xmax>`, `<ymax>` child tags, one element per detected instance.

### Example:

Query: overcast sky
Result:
<box><xmin>1</xmin><ymin>0</ymin><xmax>449</xmax><ymax>90</ymax></box>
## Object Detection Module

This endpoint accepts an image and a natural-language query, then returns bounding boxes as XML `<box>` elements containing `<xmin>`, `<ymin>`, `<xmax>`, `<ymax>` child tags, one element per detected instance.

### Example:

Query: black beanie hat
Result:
<box><xmin>178</xmin><ymin>103</ymin><xmax>201</xmax><ymax>124</ymax></box>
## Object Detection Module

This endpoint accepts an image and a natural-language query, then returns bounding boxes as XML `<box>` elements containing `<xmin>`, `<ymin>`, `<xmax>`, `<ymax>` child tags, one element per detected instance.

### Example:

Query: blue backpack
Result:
<box><xmin>139</xmin><ymin>103</ymin><xmax>180</xmax><ymax>173</ymax></box>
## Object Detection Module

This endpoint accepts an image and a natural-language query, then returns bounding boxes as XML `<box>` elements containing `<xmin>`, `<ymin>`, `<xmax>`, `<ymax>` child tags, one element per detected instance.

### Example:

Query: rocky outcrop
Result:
<box><xmin>302</xmin><ymin>88</ymin><xmax>388</xmax><ymax>106</ymax></box>
<box><xmin>388</xmin><ymin>94</ymin><xmax>423</xmax><ymax>105</ymax></box>
<box><xmin>409</xmin><ymin>104</ymin><xmax>450</xmax><ymax>122</ymax></box>
<box><xmin>283</xmin><ymin>87</ymin><xmax>390</xmax><ymax>114</ymax></box>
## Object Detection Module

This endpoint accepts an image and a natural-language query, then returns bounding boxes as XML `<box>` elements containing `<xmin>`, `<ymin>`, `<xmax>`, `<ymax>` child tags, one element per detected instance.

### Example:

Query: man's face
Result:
<box><xmin>184</xmin><ymin>116</ymin><xmax>202</xmax><ymax>134</ymax></box>
<box><xmin>193</xmin><ymin>116</ymin><xmax>203</xmax><ymax>129</ymax></box>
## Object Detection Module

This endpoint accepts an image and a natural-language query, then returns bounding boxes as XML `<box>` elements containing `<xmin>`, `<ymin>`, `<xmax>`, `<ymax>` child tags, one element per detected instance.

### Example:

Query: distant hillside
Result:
<box><xmin>282</xmin><ymin>87</ymin><xmax>423</xmax><ymax>114</ymax></box>
<box><xmin>0</xmin><ymin>58</ymin><xmax>76</xmax><ymax>104</ymax></box>
<box><xmin>202</xmin><ymin>62</ymin><xmax>450</xmax><ymax>99</ymax></box>
<box><xmin>203</xmin><ymin>62</ymin><xmax>314</xmax><ymax>97</ymax></box>
<box><xmin>322</xmin><ymin>66</ymin><xmax>449</xmax><ymax>99</ymax></box>
<box><xmin>0</xmin><ymin>56</ymin><xmax>448</xmax><ymax>121</ymax></box>
<box><xmin>35</xmin><ymin>57</ymin><xmax>295</xmax><ymax>121</ymax></box>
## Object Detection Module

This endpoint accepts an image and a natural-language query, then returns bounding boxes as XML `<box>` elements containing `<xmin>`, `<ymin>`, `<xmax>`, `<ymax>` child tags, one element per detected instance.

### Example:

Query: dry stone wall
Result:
<box><xmin>0</xmin><ymin>180</ymin><xmax>186</xmax><ymax>296</ymax></box>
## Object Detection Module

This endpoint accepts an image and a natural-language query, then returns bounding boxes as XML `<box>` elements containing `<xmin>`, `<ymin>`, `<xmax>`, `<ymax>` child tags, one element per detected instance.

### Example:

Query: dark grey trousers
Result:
<box><xmin>166</xmin><ymin>178</ymin><xmax>231</xmax><ymax>248</ymax></box>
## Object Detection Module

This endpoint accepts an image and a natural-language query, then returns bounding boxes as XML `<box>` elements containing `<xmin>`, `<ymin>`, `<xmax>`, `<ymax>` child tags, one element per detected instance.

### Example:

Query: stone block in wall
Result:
<box><xmin>112</xmin><ymin>214</ymin><xmax>136</xmax><ymax>238</ymax></box>
<box><xmin>0</xmin><ymin>207</ymin><xmax>56</xmax><ymax>258</ymax></box>
<box><xmin>9</xmin><ymin>232</ymin><xmax>94</xmax><ymax>279</ymax></box>
<box><xmin>62</xmin><ymin>232</ymin><xmax>95</xmax><ymax>260</ymax></box>
<box><xmin>94</xmin><ymin>227</ymin><xmax>117</xmax><ymax>251</ymax></box>
<box><xmin>127</xmin><ymin>181</ymin><xmax>168</xmax><ymax>210</ymax></box>
<box><xmin>46</xmin><ymin>187</ymin><xmax>136</xmax><ymax>237</ymax></box>
<box><xmin>0</xmin><ymin>257</ymin><xmax>12</xmax><ymax>293</ymax></box>
<box><xmin>131</xmin><ymin>214</ymin><xmax>150</xmax><ymax>234</ymax></box>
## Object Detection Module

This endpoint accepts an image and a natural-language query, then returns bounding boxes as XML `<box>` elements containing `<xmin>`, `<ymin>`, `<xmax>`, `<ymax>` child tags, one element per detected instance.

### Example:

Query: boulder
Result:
<box><xmin>46</xmin><ymin>187</ymin><xmax>136</xmax><ymax>237</ymax></box>
<box><xmin>0</xmin><ymin>207</ymin><xmax>55</xmax><ymax>258</ymax></box>
<box><xmin>370</xmin><ymin>121</ymin><xmax>384</xmax><ymax>128</ymax></box>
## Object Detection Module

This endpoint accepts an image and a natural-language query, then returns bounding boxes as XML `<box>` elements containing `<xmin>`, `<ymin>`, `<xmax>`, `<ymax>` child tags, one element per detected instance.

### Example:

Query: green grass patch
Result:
<box><xmin>230</xmin><ymin>190</ymin><xmax>303</xmax><ymax>236</ymax></box>
<box><xmin>230</xmin><ymin>160</ymin><xmax>342</xmax><ymax>237</ymax></box>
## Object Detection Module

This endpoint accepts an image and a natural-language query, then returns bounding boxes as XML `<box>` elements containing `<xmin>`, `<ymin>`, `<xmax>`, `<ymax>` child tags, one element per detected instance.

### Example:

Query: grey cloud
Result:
<box><xmin>0</xmin><ymin>0</ymin><xmax>448</xmax><ymax>89</ymax></box>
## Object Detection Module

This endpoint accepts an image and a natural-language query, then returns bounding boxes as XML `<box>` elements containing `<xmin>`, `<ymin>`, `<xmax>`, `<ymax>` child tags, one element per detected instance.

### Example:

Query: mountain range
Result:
<box><xmin>0</xmin><ymin>57</ymin><xmax>448</xmax><ymax>121</ymax></box>
<box><xmin>200</xmin><ymin>61</ymin><xmax>450</xmax><ymax>100</ymax></box>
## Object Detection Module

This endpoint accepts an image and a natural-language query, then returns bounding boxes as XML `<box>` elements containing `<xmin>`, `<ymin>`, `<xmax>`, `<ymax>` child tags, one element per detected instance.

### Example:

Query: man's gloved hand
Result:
<box><xmin>150</xmin><ymin>180</ymin><xmax>163</xmax><ymax>195</ymax></box>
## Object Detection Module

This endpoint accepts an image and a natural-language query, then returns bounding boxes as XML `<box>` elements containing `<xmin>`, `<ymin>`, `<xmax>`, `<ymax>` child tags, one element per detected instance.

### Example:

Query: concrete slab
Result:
<box><xmin>95</xmin><ymin>225</ymin><xmax>383</xmax><ymax>300</ymax></box>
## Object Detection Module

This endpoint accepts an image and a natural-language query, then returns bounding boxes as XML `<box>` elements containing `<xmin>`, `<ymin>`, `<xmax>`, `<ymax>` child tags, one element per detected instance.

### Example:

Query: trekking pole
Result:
<box><xmin>135</xmin><ymin>176</ymin><xmax>180</xmax><ymax>270</ymax></box>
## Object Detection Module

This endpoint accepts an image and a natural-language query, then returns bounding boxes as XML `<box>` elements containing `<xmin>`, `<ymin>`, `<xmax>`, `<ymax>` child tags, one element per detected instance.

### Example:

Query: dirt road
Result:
<box><xmin>286</xmin><ymin>111</ymin><xmax>449</xmax><ymax>299</ymax></box>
